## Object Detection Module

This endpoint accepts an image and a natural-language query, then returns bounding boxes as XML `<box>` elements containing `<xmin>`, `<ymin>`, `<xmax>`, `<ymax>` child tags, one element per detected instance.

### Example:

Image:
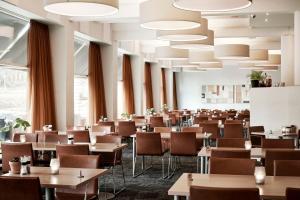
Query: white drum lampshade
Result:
<box><xmin>215</xmin><ymin>44</ymin><xmax>249</xmax><ymax>60</ymax></box>
<box><xmin>259</xmin><ymin>54</ymin><xmax>281</xmax><ymax>66</ymax></box>
<box><xmin>189</xmin><ymin>50</ymin><xmax>220</xmax><ymax>64</ymax></box>
<box><xmin>173</xmin><ymin>0</ymin><xmax>252</xmax><ymax>12</ymax></box>
<box><xmin>170</xmin><ymin>30</ymin><xmax>214</xmax><ymax>50</ymax></box>
<box><xmin>140</xmin><ymin>0</ymin><xmax>202</xmax><ymax>30</ymax></box>
<box><xmin>240</xmin><ymin>49</ymin><xmax>269</xmax><ymax>63</ymax></box>
<box><xmin>197</xmin><ymin>62</ymin><xmax>223</xmax><ymax>70</ymax></box>
<box><xmin>157</xmin><ymin>18</ymin><xmax>208</xmax><ymax>41</ymax></box>
<box><xmin>155</xmin><ymin>46</ymin><xmax>188</xmax><ymax>60</ymax></box>
<box><xmin>44</xmin><ymin>0</ymin><xmax>119</xmax><ymax>16</ymax></box>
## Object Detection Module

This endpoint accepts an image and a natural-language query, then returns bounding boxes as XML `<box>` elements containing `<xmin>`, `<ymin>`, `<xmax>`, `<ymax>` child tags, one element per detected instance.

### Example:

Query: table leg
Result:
<box><xmin>174</xmin><ymin>195</ymin><xmax>179</xmax><ymax>200</ymax></box>
<box><xmin>45</xmin><ymin>188</ymin><xmax>55</xmax><ymax>200</ymax></box>
<box><xmin>132</xmin><ymin>137</ymin><xmax>136</xmax><ymax>177</ymax></box>
<box><xmin>205</xmin><ymin>157</ymin><xmax>208</xmax><ymax>174</ymax></box>
<box><xmin>200</xmin><ymin>156</ymin><xmax>204</xmax><ymax>174</ymax></box>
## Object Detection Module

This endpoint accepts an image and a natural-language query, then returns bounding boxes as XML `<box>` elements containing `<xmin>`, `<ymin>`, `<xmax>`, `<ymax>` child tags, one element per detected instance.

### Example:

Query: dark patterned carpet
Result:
<box><xmin>102</xmin><ymin>144</ymin><xmax>198</xmax><ymax>200</ymax></box>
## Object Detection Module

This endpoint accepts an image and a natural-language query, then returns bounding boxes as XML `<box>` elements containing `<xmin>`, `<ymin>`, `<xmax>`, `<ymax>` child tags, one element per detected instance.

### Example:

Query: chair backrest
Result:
<box><xmin>1</xmin><ymin>143</ymin><xmax>34</xmax><ymax>173</ymax></box>
<box><xmin>0</xmin><ymin>177</ymin><xmax>42</xmax><ymax>200</ymax></box>
<box><xmin>59</xmin><ymin>155</ymin><xmax>100</xmax><ymax>195</ymax></box>
<box><xmin>12</xmin><ymin>133</ymin><xmax>38</xmax><ymax>143</ymax></box>
<box><xmin>118</xmin><ymin>121</ymin><xmax>136</xmax><ymax>137</ymax></box>
<box><xmin>150</xmin><ymin>116</ymin><xmax>165</xmax><ymax>128</ymax></box>
<box><xmin>132</xmin><ymin>115</ymin><xmax>145</xmax><ymax>119</ymax></box>
<box><xmin>262</xmin><ymin>139</ymin><xmax>295</xmax><ymax>149</ymax></box>
<box><xmin>181</xmin><ymin>127</ymin><xmax>203</xmax><ymax>133</ymax></box>
<box><xmin>154</xmin><ymin>127</ymin><xmax>172</xmax><ymax>133</ymax></box>
<box><xmin>91</xmin><ymin>125</ymin><xmax>111</xmax><ymax>133</ymax></box>
<box><xmin>224</xmin><ymin>123</ymin><xmax>244</xmax><ymax>138</ymax></box>
<box><xmin>286</xmin><ymin>188</ymin><xmax>300</xmax><ymax>200</ymax></box>
<box><xmin>170</xmin><ymin>132</ymin><xmax>197</xmax><ymax>156</ymax></box>
<box><xmin>201</xmin><ymin>122</ymin><xmax>219</xmax><ymax>139</ymax></box>
<box><xmin>194</xmin><ymin>116</ymin><xmax>208</xmax><ymax>124</ymax></box>
<box><xmin>217</xmin><ymin>138</ymin><xmax>245</xmax><ymax>148</ymax></box>
<box><xmin>98</xmin><ymin>121</ymin><xmax>115</xmax><ymax>132</ymax></box>
<box><xmin>190</xmin><ymin>186</ymin><xmax>260</xmax><ymax>200</ymax></box>
<box><xmin>265</xmin><ymin>150</ymin><xmax>300</xmax><ymax>175</ymax></box>
<box><xmin>210</xmin><ymin>157</ymin><xmax>255</xmax><ymax>175</ymax></box>
<box><xmin>38</xmin><ymin>133</ymin><xmax>68</xmax><ymax>143</ymax></box>
<box><xmin>56</xmin><ymin>144</ymin><xmax>89</xmax><ymax>157</ymax></box>
<box><xmin>67</xmin><ymin>130</ymin><xmax>90</xmax><ymax>143</ymax></box>
<box><xmin>211</xmin><ymin>149</ymin><xmax>250</xmax><ymax>159</ymax></box>
<box><xmin>37</xmin><ymin>131</ymin><xmax>58</xmax><ymax>143</ymax></box>
<box><xmin>136</xmin><ymin>133</ymin><xmax>163</xmax><ymax>156</ymax></box>
<box><xmin>274</xmin><ymin>160</ymin><xmax>300</xmax><ymax>176</ymax></box>
<box><xmin>249</xmin><ymin>126</ymin><xmax>265</xmax><ymax>133</ymax></box>
<box><xmin>96</xmin><ymin>135</ymin><xmax>122</xmax><ymax>144</ymax></box>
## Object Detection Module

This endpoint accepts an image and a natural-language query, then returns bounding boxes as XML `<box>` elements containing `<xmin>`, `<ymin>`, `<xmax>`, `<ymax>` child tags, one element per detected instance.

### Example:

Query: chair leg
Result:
<box><xmin>133</xmin><ymin>155</ymin><xmax>152</xmax><ymax>178</ymax></box>
<box><xmin>112</xmin><ymin>167</ymin><xmax>116</xmax><ymax>194</ymax></box>
<box><xmin>121</xmin><ymin>163</ymin><xmax>126</xmax><ymax>185</ymax></box>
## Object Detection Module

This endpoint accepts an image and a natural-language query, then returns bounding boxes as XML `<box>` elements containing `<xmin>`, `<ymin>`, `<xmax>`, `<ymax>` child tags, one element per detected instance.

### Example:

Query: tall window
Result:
<box><xmin>0</xmin><ymin>11</ymin><xmax>29</xmax><ymax>121</ymax></box>
<box><xmin>74</xmin><ymin>37</ymin><xmax>89</xmax><ymax>126</ymax></box>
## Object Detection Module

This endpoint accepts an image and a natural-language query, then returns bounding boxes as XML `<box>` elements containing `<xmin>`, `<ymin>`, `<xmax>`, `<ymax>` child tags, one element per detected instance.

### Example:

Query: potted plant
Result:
<box><xmin>13</xmin><ymin>118</ymin><xmax>30</xmax><ymax>132</ymax></box>
<box><xmin>146</xmin><ymin>108</ymin><xmax>155</xmax><ymax>116</ymax></box>
<box><xmin>9</xmin><ymin>157</ymin><xmax>21</xmax><ymax>174</ymax></box>
<box><xmin>248</xmin><ymin>71</ymin><xmax>264</xmax><ymax>88</ymax></box>
<box><xmin>161</xmin><ymin>104</ymin><xmax>169</xmax><ymax>113</ymax></box>
<box><xmin>121</xmin><ymin>112</ymin><xmax>130</xmax><ymax>120</ymax></box>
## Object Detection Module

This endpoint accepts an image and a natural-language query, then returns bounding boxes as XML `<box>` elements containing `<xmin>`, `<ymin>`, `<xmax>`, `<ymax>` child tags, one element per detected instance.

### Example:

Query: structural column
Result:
<box><xmin>281</xmin><ymin>33</ymin><xmax>294</xmax><ymax>86</ymax></box>
<box><xmin>294</xmin><ymin>11</ymin><xmax>300</xmax><ymax>85</ymax></box>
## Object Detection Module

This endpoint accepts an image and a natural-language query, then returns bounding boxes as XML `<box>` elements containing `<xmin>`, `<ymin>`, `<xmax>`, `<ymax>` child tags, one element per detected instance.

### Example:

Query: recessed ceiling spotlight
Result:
<box><xmin>173</xmin><ymin>0</ymin><xmax>252</xmax><ymax>12</ymax></box>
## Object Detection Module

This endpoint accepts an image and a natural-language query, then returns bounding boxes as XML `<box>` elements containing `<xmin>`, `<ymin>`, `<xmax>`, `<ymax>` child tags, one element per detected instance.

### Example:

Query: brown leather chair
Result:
<box><xmin>201</xmin><ymin>122</ymin><xmax>220</xmax><ymax>140</ymax></box>
<box><xmin>154</xmin><ymin>127</ymin><xmax>172</xmax><ymax>150</ymax></box>
<box><xmin>118</xmin><ymin>121</ymin><xmax>136</xmax><ymax>138</ymax></box>
<box><xmin>211</xmin><ymin>149</ymin><xmax>250</xmax><ymax>159</ymax></box>
<box><xmin>262</xmin><ymin>139</ymin><xmax>295</xmax><ymax>149</ymax></box>
<box><xmin>181</xmin><ymin>127</ymin><xmax>203</xmax><ymax>133</ymax></box>
<box><xmin>0</xmin><ymin>176</ymin><xmax>42</xmax><ymax>200</ymax></box>
<box><xmin>217</xmin><ymin>138</ymin><xmax>245</xmax><ymax>148</ymax></box>
<box><xmin>37</xmin><ymin>131</ymin><xmax>58</xmax><ymax>143</ymax></box>
<box><xmin>1</xmin><ymin>143</ymin><xmax>34</xmax><ymax>173</ymax></box>
<box><xmin>286</xmin><ymin>188</ymin><xmax>300</xmax><ymax>200</ymax></box>
<box><xmin>274</xmin><ymin>160</ymin><xmax>300</xmax><ymax>176</ymax></box>
<box><xmin>249</xmin><ymin>126</ymin><xmax>265</xmax><ymax>148</ymax></box>
<box><xmin>210</xmin><ymin>157</ymin><xmax>255</xmax><ymax>175</ymax></box>
<box><xmin>170</xmin><ymin>132</ymin><xmax>197</xmax><ymax>156</ymax></box>
<box><xmin>150</xmin><ymin>116</ymin><xmax>165</xmax><ymax>128</ymax></box>
<box><xmin>98</xmin><ymin>121</ymin><xmax>115</xmax><ymax>132</ymax></box>
<box><xmin>67</xmin><ymin>130</ymin><xmax>90</xmax><ymax>143</ymax></box>
<box><xmin>91</xmin><ymin>125</ymin><xmax>111</xmax><ymax>133</ymax></box>
<box><xmin>193</xmin><ymin>116</ymin><xmax>208</xmax><ymax>125</ymax></box>
<box><xmin>132</xmin><ymin>115</ymin><xmax>145</xmax><ymax>119</ymax></box>
<box><xmin>190</xmin><ymin>186</ymin><xmax>260</xmax><ymax>200</ymax></box>
<box><xmin>224</xmin><ymin>123</ymin><xmax>244</xmax><ymax>138</ymax></box>
<box><xmin>12</xmin><ymin>133</ymin><xmax>38</xmax><ymax>142</ymax></box>
<box><xmin>56</xmin><ymin>144</ymin><xmax>89</xmax><ymax>157</ymax></box>
<box><xmin>56</xmin><ymin>155</ymin><xmax>100</xmax><ymax>200</ymax></box>
<box><xmin>225</xmin><ymin>120</ymin><xmax>242</xmax><ymax>124</ymax></box>
<box><xmin>135</xmin><ymin>133</ymin><xmax>167</xmax><ymax>178</ymax></box>
<box><xmin>38</xmin><ymin>133</ymin><xmax>68</xmax><ymax>143</ymax></box>
<box><xmin>265</xmin><ymin>150</ymin><xmax>300</xmax><ymax>175</ymax></box>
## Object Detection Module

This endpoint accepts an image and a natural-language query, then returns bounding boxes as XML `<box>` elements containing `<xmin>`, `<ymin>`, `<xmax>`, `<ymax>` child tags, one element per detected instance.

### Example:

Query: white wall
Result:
<box><xmin>250</xmin><ymin>86</ymin><xmax>300</xmax><ymax>131</ymax></box>
<box><xmin>177</xmin><ymin>62</ymin><xmax>281</xmax><ymax>110</ymax></box>
<box><xmin>131</xmin><ymin>55</ymin><xmax>143</xmax><ymax>115</ymax></box>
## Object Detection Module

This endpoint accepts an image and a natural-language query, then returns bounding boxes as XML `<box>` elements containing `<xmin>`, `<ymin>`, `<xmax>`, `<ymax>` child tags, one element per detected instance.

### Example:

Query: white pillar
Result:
<box><xmin>294</xmin><ymin>11</ymin><xmax>300</xmax><ymax>85</ymax></box>
<box><xmin>281</xmin><ymin>34</ymin><xmax>294</xmax><ymax>86</ymax></box>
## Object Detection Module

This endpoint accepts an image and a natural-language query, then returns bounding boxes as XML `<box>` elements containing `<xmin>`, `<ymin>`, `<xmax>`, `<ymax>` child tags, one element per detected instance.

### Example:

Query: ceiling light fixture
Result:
<box><xmin>189</xmin><ymin>50</ymin><xmax>220</xmax><ymax>64</ymax></box>
<box><xmin>157</xmin><ymin>18</ymin><xmax>208</xmax><ymax>41</ymax></box>
<box><xmin>140</xmin><ymin>0</ymin><xmax>202</xmax><ymax>30</ymax></box>
<box><xmin>173</xmin><ymin>0</ymin><xmax>252</xmax><ymax>12</ymax></box>
<box><xmin>155</xmin><ymin>46</ymin><xmax>188</xmax><ymax>60</ymax></box>
<box><xmin>239</xmin><ymin>49</ymin><xmax>269</xmax><ymax>63</ymax></box>
<box><xmin>44</xmin><ymin>0</ymin><xmax>119</xmax><ymax>17</ymax></box>
<box><xmin>215</xmin><ymin>44</ymin><xmax>250</xmax><ymax>60</ymax></box>
<box><xmin>170</xmin><ymin>30</ymin><xmax>214</xmax><ymax>50</ymax></box>
<box><xmin>197</xmin><ymin>62</ymin><xmax>223</xmax><ymax>70</ymax></box>
<box><xmin>259</xmin><ymin>54</ymin><xmax>281</xmax><ymax>66</ymax></box>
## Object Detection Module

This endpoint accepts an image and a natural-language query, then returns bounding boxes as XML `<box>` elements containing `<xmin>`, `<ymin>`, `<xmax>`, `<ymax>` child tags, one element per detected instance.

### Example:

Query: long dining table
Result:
<box><xmin>168</xmin><ymin>172</ymin><xmax>300</xmax><ymax>200</ymax></box>
<box><xmin>2</xmin><ymin>166</ymin><xmax>108</xmax><ymax>200</ymax></box>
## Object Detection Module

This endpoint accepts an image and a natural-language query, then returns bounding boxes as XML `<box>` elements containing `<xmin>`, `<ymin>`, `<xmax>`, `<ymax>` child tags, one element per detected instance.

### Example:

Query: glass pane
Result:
<box><xmin>74</xmin><ymin>38</ymin><xmax>88</xmax><ymax>76</ymax></box>
<box><xmin>74</xmin><ymin>76</ymin><xmax>89</xmax><ymax>126</ymax></box>
<box><xmin>0</xmin><ymin>68</ymin><xmax>28</xmax><ymax>121</ymax></box>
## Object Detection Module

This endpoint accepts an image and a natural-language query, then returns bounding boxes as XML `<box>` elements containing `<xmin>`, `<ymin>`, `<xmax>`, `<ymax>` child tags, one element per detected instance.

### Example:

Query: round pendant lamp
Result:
<box><xmin>173</xmin><ymin>0</ymin><xmax>252</xmax><ymax>12</ymax></box>
<box><xmin>44</xmin><ymin>0</ymin><xmax>119</xmax><ymax>16</ymax></box>
<box><xmin>170</xmin><ymin>30</ymin><xmax>214</xmax><ymax>50</ymax></box>
<box><xmin>259</xmin><ymin>54</ymin><xmax>281</xmax><ymax>66</ymax></box>
<box><xmin>155</xmin><ymin>46</ymin><xmax>188</xmax><ymax>60</ymax></box>
<box><xmin>172</xmin><ymin>60</ymin><xmax>199</xmax><ymax>68</ymax></box>
<box><xmin>140</xmin><ymin>0</ymin><xmax>202</xmax><ymax>30</ymax></box>
<box><xmin>189</xmin><ymin>50</ymin><xmax>220</xmax><ymax>64</ymax></box>
<box><xmin>240</xmin><ymin>49</ymin><xmax>269</xmax><ymax>63</ymax></box>
<box><xmin>257</xmin><ymin>66</ymin><xmax>279</xmax><ymax>71</ymax></box>
<box><xmin>197</xmin><ymin>62</ymin><xmax>223</xmax><ymax>70</ymax></box>
<box><xmin>215</xmin><ymin>44</ymin><xmax>249</xmax><ymax>60</ymax></box>
<box><xmin>182</xmin><ymin>68</ymin><xmax>207</xmax><ymax>72</ymax></box>
<box><xmin>157</xmin><ymin>18</ymin><xmax>208</xmax><ymax>41</ymax></box>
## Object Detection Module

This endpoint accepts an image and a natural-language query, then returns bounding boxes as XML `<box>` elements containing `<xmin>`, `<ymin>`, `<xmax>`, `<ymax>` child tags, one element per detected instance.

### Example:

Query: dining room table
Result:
<box><xmin>2</xmin><ymin>166</ymin><xmax>108</xmax><ymax>200</ymax></box>
<box><xmin>168</xmin><ymin>172</ymin><xmax>300</xmax><ymax>200</ymax></box>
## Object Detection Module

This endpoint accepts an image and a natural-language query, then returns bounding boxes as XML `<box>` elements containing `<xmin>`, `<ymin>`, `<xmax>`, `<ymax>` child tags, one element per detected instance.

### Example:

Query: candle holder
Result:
<box><xmin>67</xmin><ymin>134</ymin><xmax>74</xmax><ymax>145</ymax></box>
<box><xmin>78</xmin><ymin>170</ymin><xmax>84</xmax><ymax>178</ymax></box>
<box><xmin>20</xmin><ymin>135</ymin><xmax>26</xmax><ymax>143</ymax></box>
<box><xmin>90</xmin><ymin>135</ymin><xmax>96</xmax><ymax>146</ymax></box>
<box><xmin>50</xmin><ymin>159</ymin><xmax>60</xmax><ymax>175</ymax></box>
<box><xmin>244</xmin><ymin>140</ymin><xmax>252</xmax><ymax>150</ymax></box>
<box><xmin>254</xmin><ymin>167</ymin><xmax>266</xmax><ymax>185</ymax></box>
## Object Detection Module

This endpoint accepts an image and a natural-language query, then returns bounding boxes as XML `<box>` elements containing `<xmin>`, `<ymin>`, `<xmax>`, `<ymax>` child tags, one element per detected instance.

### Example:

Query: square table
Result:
<box><xmin>3</xmin><ymin>167</ymin><xmax>108</xmax><ymax>200</ymax></box>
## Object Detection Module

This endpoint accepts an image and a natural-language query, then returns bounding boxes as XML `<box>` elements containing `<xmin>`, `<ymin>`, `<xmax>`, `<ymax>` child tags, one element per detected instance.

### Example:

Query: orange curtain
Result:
<box><xmin>144</xmin><ymin>62</ymin><xmax>154</xmax><ymax>109</ymax></box>
<box><xmin>173</xmin><ymin>72</ymin><xmax>178</xmax><ymax>110</ymax></box>
<box><xmin>122</xmin><ymin>54</ymin><xmax>135</xmax><ymax>114</ymax></box>
<box><xmin>28</xmin><ymin>20</ymin><xmax>56</xmax><ymax>132</ymax></box>
<box><xmin>161</xmin><ymin>68</ymin><xmax>167</xmax><ymax>105</ymax></box>
<box><xmin>88</xmin><ymin>42</ymin><xmax>107</xmax><ymax>124</ymax></box>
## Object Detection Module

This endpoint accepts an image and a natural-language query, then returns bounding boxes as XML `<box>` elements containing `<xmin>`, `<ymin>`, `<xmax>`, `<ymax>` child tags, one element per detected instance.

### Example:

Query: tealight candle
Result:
<box><xmin>254</xmin><ymin>167</ymin><xmax>266</xmax><ymax>185</ymax></box>
<box><xmin>50</xmin><ymin>159</ymin><xmax>60</xmax><ymax>175</ymax></box>
<box><xmin>20</xmin><ymin>135</ymin><xmax>26</xmax><ymax>143</ymax></box>
<box><xmin>244</xmin><ymin>140</ymin><xmax>252</xmax><ymax>150</ymax></box>
<box><xmin>90</xmin><ymin>135</ymin><xmax>96</xmax><ymax>146</ymax></box>
<box><xmin>218</xmin><ymin>120</ymin><xmax>222</xmax><ymax>126</ymax></box>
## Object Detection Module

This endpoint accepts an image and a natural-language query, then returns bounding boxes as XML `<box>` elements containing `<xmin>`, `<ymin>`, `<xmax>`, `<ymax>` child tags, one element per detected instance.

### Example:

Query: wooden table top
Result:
<box><xmin>131</xmin><ymin>132</ymin><xmax>212</xmax><ymax>139</ymax></box>
<box><xmin>251</xmin><ymin>131</ymin><xmax>298</xmax><ymax>139</ymax></box>
<box><xmin>31</xmin><ymin>142</ymin><xmax>128</xmax><ymax>152</ymax></box>
<box><xmin>2</xmin><ymin>167</ymin><xmax>107</xmax><ymax>189</ymax></box>
<box><xmin>168</xmin><ymin>173</ymin><xmax>300</xmax><ymax>199</ymax></box>
<box><xmin>198</xmin><ymin>147</ymin><xmax>300</xmax><ymax>158</ymax></box>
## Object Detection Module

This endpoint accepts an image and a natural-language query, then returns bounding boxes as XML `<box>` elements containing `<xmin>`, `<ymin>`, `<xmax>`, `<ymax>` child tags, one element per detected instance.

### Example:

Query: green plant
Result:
<box><xmin>121</xmin><ymin>112</ymin><xmax>130</xmax><ymax>120</ymax></box>
<box><xmin>10</xmin><ymin>157</ymin><xmax>20</xmax><ymax>163</ymax></box>
<box><xmin>161</xmin><ymin>104</ymin><xmax>169</xmax><ymax>112</ymax></box>
<box><xmin>146</xmin><ymin>108</ymin><xmax>155</xmax><ymax>116</ymax></box>
<box><xmin>13</xmin><ymin>118</ymin><xmax>30</xmax><ymax>131</ymax></box>
<box><xmin>248</xmin><ymin>71</ymin><xmax>265</xmax><ymax>81</ymax></box>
